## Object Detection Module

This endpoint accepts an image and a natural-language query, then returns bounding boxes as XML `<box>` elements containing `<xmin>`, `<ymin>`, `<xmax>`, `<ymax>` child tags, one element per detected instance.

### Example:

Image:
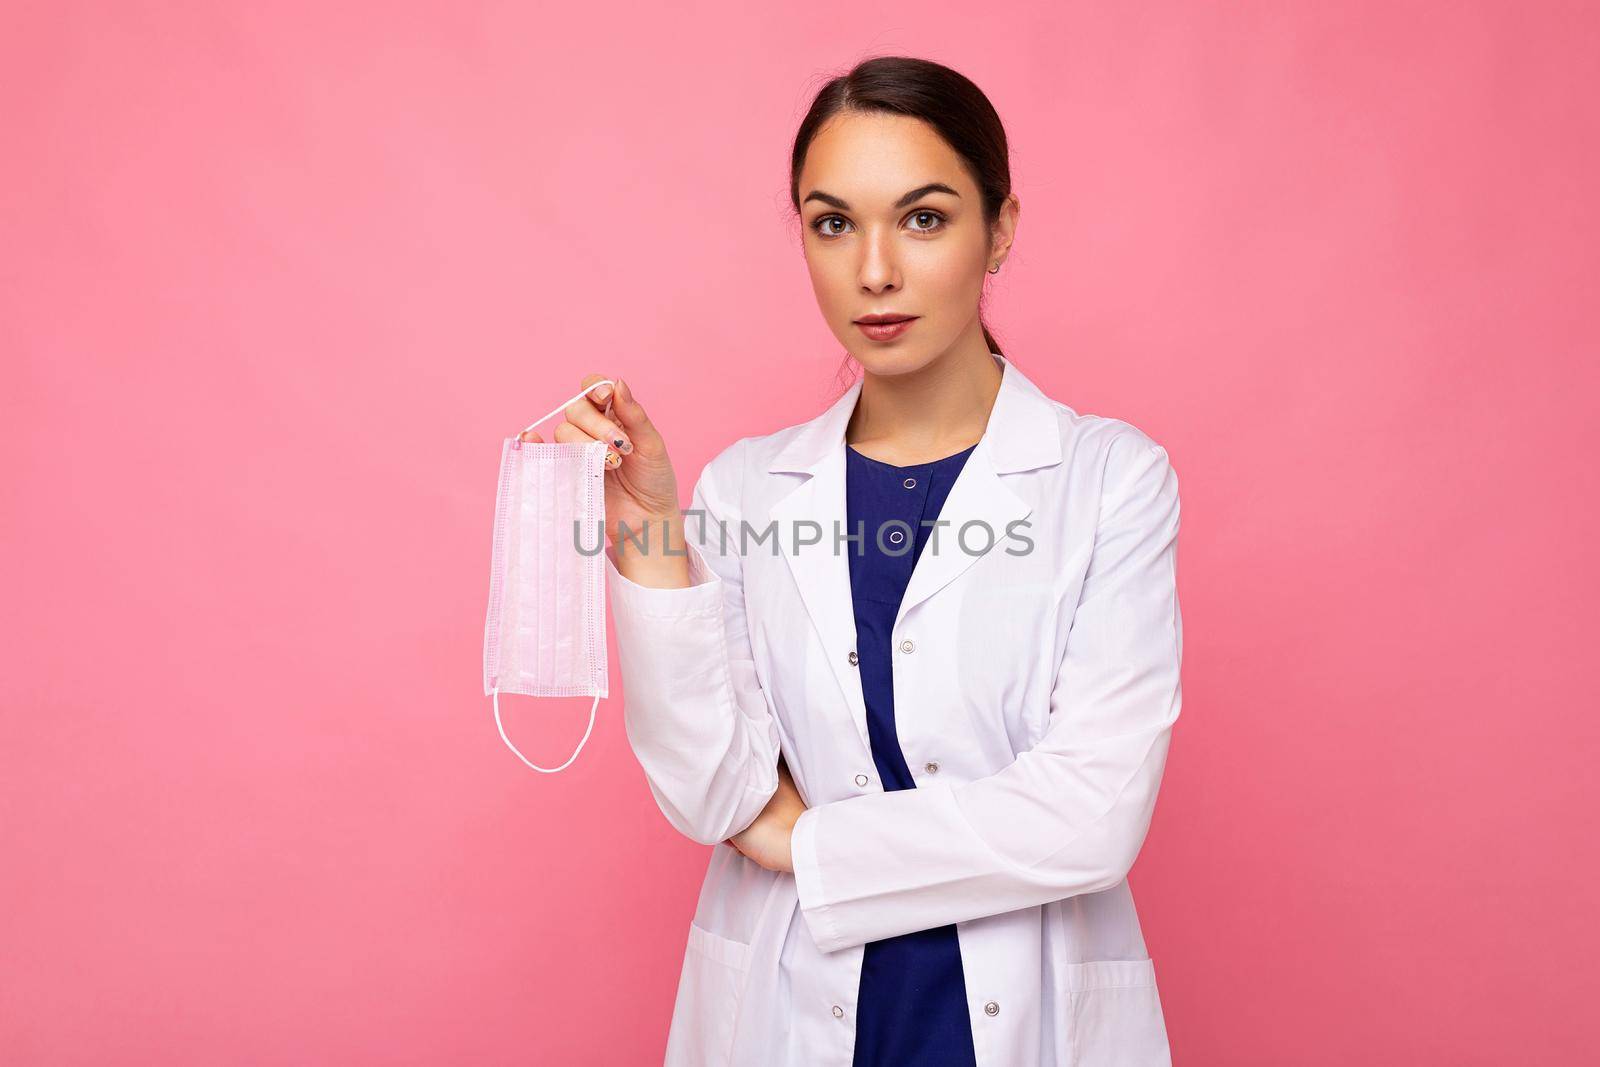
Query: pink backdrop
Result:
<box><xmin>4</xmin><ymin>3</ymin><xmax>1596</xmax><ymax>1063</ymax></box>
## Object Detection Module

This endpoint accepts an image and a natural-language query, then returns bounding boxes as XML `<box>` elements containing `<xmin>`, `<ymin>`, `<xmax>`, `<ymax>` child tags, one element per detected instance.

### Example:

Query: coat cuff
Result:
<box><xmin>603</xmin><ymin>536</ymin><xmax>721</xmax><ymax>619</ymax></box>
<box><xmin>791</xmin><ymin>804</ymin><xmax>844</xmax><ymax>953</ymax></box>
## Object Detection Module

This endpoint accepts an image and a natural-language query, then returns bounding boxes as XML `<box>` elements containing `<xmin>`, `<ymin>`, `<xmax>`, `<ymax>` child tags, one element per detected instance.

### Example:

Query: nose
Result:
<box><xmin>856</xmin><ymin>227</ymin><xmax>900</xmax><ymax>294</ymax></box>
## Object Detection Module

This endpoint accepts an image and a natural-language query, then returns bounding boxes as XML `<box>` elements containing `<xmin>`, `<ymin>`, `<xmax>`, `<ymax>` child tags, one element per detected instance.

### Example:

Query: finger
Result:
<box><xmin>577</xmin><ymin>373</ymin><xmax>615</xmax><ymax>410</ymax></box>
<box><xmin>518</xmin><ymin>429</ymin><xmax>544</xmax><ymax>443</ymax></box>
<box><xmin>573</xmin><ymin>373</ymin><xmax>617</xmax><ymax>424</ymax></box>
<box><xmin>553</xmin><ymin>420</ymin><xmax>622</xmax><ymax>469</ymax></box>
<box><xmin>607</xmin><ymin>377</ymin><xmax>656</xmax><ymax>444</ymax></box>
<box><xmin>565</xmin><ymin>376</ymin><xmax>632</xmax><ymax>456</ymax></box>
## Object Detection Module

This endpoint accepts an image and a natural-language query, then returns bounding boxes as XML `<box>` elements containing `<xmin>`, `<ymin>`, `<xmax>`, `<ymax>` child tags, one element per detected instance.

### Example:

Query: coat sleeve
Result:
<box><xmin>790</xmin><ymin>432</ymin><xmax>1183</xmax><ymax>953</ymax></box>
<box><xmin>602</xmin><ymin>437</ymin><xmax>782</xmax><ymax>847</ymax></box>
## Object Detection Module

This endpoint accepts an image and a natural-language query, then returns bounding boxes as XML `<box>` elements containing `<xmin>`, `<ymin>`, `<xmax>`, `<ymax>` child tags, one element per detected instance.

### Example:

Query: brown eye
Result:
<box><xmin>812</xmin><ymin>215</ymin><xmax>851</xmax><ymax>237</ymax></box>
<box><xmin>907</xmin><ymin>210</ymin><xmax>946</xmax><ymax>233</ymax></box>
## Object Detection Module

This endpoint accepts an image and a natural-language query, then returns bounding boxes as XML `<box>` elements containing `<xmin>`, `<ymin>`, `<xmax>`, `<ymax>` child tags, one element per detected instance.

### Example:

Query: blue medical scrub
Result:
<box><xmin>844</xmin><ymin>440</ymin><xmax>981</xmax><ymax>1067</ymax></box>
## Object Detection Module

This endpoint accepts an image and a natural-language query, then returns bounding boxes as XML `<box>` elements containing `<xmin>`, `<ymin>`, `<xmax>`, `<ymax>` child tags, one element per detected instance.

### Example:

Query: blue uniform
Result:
<box><xmin>843</xmin><ymin>440</ymin><xmax>981</xmax><ymax>1067</ymax></box>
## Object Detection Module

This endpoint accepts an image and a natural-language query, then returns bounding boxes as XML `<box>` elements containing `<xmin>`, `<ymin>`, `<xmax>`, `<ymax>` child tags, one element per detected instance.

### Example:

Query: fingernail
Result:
<box><xmin>605</xmin><ymin>449</ymin><xmax>621</xmax><ymax>467</ymax></box>
<box><xmin>614</xmin><ymin>436</ymin><xmax>633</xmax><ymax>454</ymax></box>
<box><xmin>596</xmin><ymin>384</ymin><xmax>613</xmax><ymax>403</ymax></box>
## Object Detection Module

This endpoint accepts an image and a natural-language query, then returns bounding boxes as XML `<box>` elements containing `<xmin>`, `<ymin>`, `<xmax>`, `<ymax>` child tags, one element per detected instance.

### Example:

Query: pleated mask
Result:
<box><xmin>482</xmin><ymin>379</ymin><xmax>613</xmax><ymax>773</ymax></box>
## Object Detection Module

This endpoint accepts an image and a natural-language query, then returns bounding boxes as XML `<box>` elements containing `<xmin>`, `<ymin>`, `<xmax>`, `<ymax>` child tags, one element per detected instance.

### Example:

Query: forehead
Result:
<box><xmin>798</xmin><ymin>111</ymin><xmax>972</xmax><ymax>206</ymax></box>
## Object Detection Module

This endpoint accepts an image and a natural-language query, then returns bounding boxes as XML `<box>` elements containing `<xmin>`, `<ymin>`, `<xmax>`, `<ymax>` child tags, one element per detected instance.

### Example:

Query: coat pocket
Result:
<box><xmin>663</xmin><ymin>923</ymin><xmax>754</xmax><ymax>1067</ymax></box>
<box><xmin>1064</xmin><ymin>958</ymin><xmax>1171</xmax><ymax>1067</ymax></box>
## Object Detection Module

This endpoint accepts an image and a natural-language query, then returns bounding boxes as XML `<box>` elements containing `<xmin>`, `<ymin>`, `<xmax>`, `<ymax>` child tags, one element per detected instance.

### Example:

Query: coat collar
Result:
<box><xmin>763</xmin><ymin>351</ymin><xmax>1063</xmax><ymax>754</ymax></box>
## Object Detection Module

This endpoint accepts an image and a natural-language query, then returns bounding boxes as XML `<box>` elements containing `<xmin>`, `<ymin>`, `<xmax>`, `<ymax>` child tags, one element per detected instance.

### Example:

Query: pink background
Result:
<box><xmin>4</xmin><ymin>3</ymin><xmax>1596</xmax><ymax>1063</ymax></box>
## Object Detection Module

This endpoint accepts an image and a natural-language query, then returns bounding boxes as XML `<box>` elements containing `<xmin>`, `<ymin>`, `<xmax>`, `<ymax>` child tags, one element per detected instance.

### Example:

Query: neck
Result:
<box><xmin>846</xmin><ymin>337</ymin><xmax>1003</xmax><ymax>466</ymax></box>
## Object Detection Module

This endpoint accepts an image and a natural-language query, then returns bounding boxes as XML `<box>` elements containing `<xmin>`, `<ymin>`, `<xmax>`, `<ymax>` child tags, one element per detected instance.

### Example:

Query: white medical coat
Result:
<box><xmin>603</xmin><ymin>352</ymin><xmax>1183</xmax><ymax>1066</ymax></box>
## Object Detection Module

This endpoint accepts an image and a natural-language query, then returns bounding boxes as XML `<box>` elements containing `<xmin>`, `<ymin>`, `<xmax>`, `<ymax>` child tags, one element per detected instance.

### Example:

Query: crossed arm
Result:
<box><xmin>607</xmin><ymin>432</ymin><xmax>1182</xmax><ymax>954</ymax></box>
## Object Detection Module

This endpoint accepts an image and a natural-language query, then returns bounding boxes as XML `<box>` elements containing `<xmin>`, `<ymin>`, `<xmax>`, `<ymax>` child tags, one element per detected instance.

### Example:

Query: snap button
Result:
<box><xmin>899</xmin><ymin>638</ymin><xmax>915</xmax><ymax>654</ymax></box>
<box><xmin>924</xmin><ymin>761</ymin><xmax>940</xmax><ymax>774</ymax></box>
<box><xmin>888</xmin><ymin>529</ymin><xmax>905</xmax><ymax>544</ymax></box>
<box><xmin>903</xmin><ymin>477</ymin><xmax>917</xmax><ymax>489</ymax></box>
<box><xmin>984</xmin><ymin>1000</ymin><xmax>999</xmax><ymax>1016</ymax></box>
<box><xmin>854</xmin><ymin>774</ymin><xmax>869</xmax><ymax>787</ymax></box>
<box><xmin>832</xmin><ymin>1005</ymin><xmax>844</xmax><ymax>1019</ymax></box>
<box><xmin>847</xmin><ymin>650</ymin><xmax>859</xmax><ymax>666</ymax></box>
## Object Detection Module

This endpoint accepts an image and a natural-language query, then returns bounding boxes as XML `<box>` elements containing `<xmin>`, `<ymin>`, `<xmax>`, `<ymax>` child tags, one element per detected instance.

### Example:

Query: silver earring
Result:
<box><xmin>988</xmin><ymin>263</ymin><xmax>1000</xmax><ymax>274</ymax></box>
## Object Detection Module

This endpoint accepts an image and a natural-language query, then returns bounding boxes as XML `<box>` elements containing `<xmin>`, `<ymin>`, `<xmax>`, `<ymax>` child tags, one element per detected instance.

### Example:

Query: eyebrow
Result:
<box><xmin>801</xmin><ymin>182</ymin><xmax>961</xmax><ymax>211</ymax></box>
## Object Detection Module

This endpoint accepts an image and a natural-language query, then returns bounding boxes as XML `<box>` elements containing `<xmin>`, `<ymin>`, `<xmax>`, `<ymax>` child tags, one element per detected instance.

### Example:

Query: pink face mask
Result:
<box><xmin>482</xmin><ymin>380</ymin><xmax>614</xmax><ymax>773</ymax></box>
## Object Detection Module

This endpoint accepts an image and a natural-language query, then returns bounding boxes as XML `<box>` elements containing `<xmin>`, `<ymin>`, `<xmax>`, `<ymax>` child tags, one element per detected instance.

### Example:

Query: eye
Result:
<box><xmin>811</xmin><ymin>214</ymin><xmax>852</xmax><ymax>238</ymax></box>
<box><xmin>905</xmin><ymin>209</ymin><xmax>947</xmax><ymax>234</ymax></box>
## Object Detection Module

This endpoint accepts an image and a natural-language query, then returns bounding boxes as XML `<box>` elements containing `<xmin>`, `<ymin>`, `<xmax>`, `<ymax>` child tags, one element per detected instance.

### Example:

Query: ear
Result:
<box><xmin>989</xmin><ymin>192</ymin><xmax>1021</xmax><ymax>267</ymax></box>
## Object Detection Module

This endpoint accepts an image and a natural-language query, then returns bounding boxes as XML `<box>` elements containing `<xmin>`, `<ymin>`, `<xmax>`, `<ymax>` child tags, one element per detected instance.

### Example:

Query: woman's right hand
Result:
<box><xmin>519</xmin><ymin>374</ymin><xmax>683</xmax><ymax>555</ymax></box>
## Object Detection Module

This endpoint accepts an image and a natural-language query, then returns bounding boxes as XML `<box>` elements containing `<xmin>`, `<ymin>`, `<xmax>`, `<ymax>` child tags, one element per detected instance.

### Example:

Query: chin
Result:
<box><xmin>845</xmin><ymin>344</ymin><xmax>939</xmax><ymax>376</ymax></box>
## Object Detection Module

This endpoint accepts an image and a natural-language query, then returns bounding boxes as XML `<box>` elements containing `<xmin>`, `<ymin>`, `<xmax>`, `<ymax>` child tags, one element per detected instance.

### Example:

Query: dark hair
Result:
<box><xmin>789</xmin><ymin>56</ymin><xmax>1013</xmax><ymax>371</ymax></box>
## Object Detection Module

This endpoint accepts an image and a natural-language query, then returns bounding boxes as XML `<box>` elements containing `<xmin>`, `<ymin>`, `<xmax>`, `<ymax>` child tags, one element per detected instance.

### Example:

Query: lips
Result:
<box><xmin>854</xmin><ymin>314</ymin><xmax>918</xmax><ymax>341</ymax></box>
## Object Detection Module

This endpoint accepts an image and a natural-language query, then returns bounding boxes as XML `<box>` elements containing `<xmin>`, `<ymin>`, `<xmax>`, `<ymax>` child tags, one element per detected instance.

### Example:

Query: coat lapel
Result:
<box><xmin>766</xmin><ymin>381</ymin><xmax>863</xmax><ymax>746</ymax></box>
<box><xmin>764</xmin><ymin>353</ymin><xmax>1063</xmax><ymax>753</ymax></box>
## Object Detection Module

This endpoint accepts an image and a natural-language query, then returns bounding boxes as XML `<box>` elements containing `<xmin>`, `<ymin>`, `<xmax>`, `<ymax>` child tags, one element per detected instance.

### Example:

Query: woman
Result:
<box><xmin>523</xmin><ymin>56</ymin><xmax>1182</xmax><ymax>1067</ymax></box>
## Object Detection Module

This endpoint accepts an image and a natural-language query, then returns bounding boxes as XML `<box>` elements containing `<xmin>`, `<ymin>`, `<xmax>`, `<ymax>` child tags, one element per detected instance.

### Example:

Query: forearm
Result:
<box><xmin>612</xmin><ymin>508</ymin><xmax>691</xmax><ymax>588</ymax></box>
<box><xmin>790</xmin><ymin>729</ymin><xmax>1172</xmax><ymax>952</ymax></box>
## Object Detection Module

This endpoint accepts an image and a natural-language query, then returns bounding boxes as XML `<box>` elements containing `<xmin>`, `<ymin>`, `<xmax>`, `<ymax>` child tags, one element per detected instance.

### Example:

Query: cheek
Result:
<box><xmin>909</xmin><ymin>242</ymin><xmax>984</xmax><ymax>306</ymax></box>
<box><xmin>804</xmin><ymin>249</ymin><xmax>853</xmax><ymax>317</ymax></box>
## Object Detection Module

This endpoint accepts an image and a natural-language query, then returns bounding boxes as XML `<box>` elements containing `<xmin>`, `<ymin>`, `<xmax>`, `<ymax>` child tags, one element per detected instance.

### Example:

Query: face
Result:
<box><xmin>796</xmin><ymin>110</ymin><xmax>1018</xmax><ymax>375</ymax></box>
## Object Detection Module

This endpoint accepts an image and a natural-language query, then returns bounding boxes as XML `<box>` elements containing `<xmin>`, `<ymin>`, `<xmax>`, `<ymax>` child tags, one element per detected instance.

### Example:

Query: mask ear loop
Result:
<box><xmin>491</xmin><ymin>377</ymin><xmax>618</xmax><ymax>773</ymax></box>
<box><xmin>492</xmin><ymin>689</ymin><xmax>600</xmax><ymax>774</ymax></box>
<box><xmin>519</xmin><ymin>378</ymin><xmax>617</xmax><ymax>439</ymax></box>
